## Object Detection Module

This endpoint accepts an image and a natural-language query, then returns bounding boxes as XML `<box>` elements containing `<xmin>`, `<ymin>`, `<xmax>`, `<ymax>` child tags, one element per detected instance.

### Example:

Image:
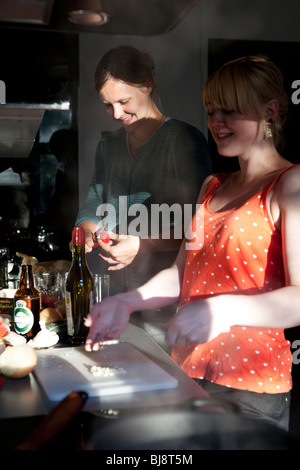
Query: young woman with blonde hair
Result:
<box><xmin>85</xmin><ymin>55</ymin><xmax>300</xmax><ymax>430</ymax></box>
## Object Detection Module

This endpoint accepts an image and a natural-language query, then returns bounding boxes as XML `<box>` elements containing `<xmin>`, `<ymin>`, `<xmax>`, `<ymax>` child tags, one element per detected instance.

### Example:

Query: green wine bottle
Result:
<box><xmin>65</xmin><ymin>226</ymin><xmax>93</xmax><ymax>345</ymax></box>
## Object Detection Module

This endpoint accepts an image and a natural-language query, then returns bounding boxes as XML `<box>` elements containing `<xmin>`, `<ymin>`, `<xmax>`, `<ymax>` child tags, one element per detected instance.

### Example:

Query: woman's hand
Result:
<box><xmin>69</xmin><ymin>228</ymin><xmax>95</xmax><ymax>252</ymax></box>
<box><xmin>83</xmin><ymin>229</ymin><xmax>96</xmax><ymax>253</ymax></box>
<box><xmin>85</xmin><ymin>295</ymin><xmax>132</xmax><ymax>351</ymax></box>
<box><xmin>69</xmin><ymin>223</ymin><xmax>100</xmax><ymax>253</ymax></box>
<box><xmin>97</xmin><ymin>233</ymin><xmax>140</xmax><ymax>270</ymax></box>
<box><xmin>164</xmin><ymin>297</ymin><xmax>231</xmax><ymax>346</ymax></box>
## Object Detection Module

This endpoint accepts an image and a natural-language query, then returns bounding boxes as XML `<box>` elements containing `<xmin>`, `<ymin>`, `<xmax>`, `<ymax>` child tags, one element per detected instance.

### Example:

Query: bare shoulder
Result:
<box><xmin>276</xmin><ymin>165</ymin><xmax>300</xmax><ymax>196</ymax></box>
<box><xmin>274</xmin><ymin>165</ymin><xmax>300</xmax><ymax>211</ymax></box>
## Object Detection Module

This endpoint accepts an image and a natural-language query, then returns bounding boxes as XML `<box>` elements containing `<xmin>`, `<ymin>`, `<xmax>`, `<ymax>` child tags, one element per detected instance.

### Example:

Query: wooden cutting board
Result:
<box><xmin>34</xmin><ymin>343</ymin><xmax>178</xmax><ymax>401</ymax></box>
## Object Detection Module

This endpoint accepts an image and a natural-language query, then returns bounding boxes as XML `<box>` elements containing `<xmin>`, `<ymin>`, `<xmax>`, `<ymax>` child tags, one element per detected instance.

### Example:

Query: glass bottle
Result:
<box><xmin>0</xmin><ymin>247</ymin><xmax>8</xmax><ymax>288</ymax></box>
<box><xmin>65</xmin><ymin>226</ymin><xmax>93</xmax><ymax>345</ymax></box>
<box><xmin>14</xmin><ymin>264</ymin><xmax>41</xmax><ymax>339</ymax></box>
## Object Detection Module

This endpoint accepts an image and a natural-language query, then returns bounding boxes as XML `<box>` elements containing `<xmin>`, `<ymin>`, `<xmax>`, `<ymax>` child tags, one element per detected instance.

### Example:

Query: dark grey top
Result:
<box><xmin>76</xmin><ymin>118</ymin><xmax>211</xmax><ymax>292</ymax></box>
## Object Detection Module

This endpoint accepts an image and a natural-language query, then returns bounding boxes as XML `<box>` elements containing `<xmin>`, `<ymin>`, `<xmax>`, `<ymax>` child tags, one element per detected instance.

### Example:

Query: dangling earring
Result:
<box><xmin>264</xmin><ymin>119</ymin><xmax>273</xmax><ymax>139</ymax></box>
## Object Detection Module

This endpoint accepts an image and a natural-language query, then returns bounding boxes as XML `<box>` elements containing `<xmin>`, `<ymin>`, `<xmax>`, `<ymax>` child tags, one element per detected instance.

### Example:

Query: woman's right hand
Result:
<box><xmin>84</xmin><ymin>294</ymin><xmax>132</xmax><ymax>351</ymax></box>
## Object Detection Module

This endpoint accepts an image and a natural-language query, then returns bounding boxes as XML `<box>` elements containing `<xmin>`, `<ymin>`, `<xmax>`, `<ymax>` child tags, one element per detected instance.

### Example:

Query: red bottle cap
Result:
<box><xmin>72</xmin><ymin>226</ymin><xmax>85</xmax><ymax>245</ymax></box>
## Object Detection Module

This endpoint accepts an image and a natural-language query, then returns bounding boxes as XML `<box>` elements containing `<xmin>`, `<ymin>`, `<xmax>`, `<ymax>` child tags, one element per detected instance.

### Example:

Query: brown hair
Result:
<box><xmin>203</xmin><ymin>55</ymin><xmax>289</xmax><ymax>151</ymax></box>
<box><xmin>94</xmin><ymin>45</ymin><xmax>156</xmax><ymax>94</ymax></box>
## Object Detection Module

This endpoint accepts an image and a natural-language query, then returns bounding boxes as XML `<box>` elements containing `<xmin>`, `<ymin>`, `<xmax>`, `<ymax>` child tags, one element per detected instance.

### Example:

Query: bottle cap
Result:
<box><xmin>100</xmin><ymin>232</ymin><xmax>110</xmax><ymax>243</ymax></box>
<box><xmin>72</xmin><ymin>226</ymin><xmax>85</xmax><ymax>245</ymax></box>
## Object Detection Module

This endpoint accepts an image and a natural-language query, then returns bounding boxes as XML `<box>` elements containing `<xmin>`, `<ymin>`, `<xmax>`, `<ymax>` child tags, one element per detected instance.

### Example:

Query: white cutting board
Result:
<box><xmin>34</xmin><ymin>343</ymin><xmax>178</xmax><ymax>401</ymax></box>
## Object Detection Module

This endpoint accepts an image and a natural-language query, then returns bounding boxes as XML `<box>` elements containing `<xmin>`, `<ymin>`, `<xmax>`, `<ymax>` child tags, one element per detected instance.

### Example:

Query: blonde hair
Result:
<box><xmin>203</xmin><ymin>55</ymin><xmax>289</xmax><ymax>151</ymax></box>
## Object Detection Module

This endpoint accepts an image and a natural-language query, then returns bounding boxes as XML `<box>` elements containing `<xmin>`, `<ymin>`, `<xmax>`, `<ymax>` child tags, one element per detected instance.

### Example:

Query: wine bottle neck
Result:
<box><xmin>72</xmin><ymin>244</ymin><xmax>87</xmax><ymax>265</ymax></box>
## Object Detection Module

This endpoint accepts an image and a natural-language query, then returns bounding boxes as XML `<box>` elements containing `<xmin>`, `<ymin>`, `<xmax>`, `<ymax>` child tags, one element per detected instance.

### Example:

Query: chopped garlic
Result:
<box><xmin>90</xmin><ymin>365</ymin><xmax>126</xmax><ymax>377</ymax></box>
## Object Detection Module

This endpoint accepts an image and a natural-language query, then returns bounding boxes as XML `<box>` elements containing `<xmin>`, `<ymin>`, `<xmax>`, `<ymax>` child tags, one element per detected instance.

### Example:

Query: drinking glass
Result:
<box><xmin>33</xmin><ymin>271</ymin><xmax>65</xmax><ymax>309</ymax></box>
<box><xmin>92</xmin><ymin>274</ymin><xmax>110</xmax><ymax>303</ymax></box>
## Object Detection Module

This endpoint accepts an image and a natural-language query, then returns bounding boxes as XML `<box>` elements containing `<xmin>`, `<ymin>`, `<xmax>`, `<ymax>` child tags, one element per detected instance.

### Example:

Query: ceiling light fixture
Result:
<box><xmin>67</xmin><ymin>0</ymin><xmax>110</xmax><ymax>26</ymax></box>
<box><xmin>68</xmin><ymin>9</ymin><xmax>111</xmax><ymax>25</ymax></box>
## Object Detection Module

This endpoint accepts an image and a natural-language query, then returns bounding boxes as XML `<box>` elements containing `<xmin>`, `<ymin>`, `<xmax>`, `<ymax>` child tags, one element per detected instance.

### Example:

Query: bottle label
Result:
<box><xmin>65</xmin><ymin>291</ymin><xmax>74</xmax><ymax>335</ymax></box>
<box><xmin>14</xmin><ymin>299</ymin><xmax>34</xmax><ymax>335</ymax></box>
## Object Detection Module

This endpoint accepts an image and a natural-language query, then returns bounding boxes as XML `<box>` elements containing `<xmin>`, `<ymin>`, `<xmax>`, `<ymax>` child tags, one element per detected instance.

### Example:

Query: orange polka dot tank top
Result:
<box><xmin>172</xmin><ymin>168</ymin><xmax>294</xmax><ymax>394</ymax></box>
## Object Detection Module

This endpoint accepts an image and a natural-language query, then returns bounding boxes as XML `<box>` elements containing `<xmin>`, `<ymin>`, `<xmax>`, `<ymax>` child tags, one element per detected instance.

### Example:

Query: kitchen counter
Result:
<box><xmin>1</xmin><ymin>321</ymin><xmax>297</xmax><ymax>450</ymax></box>
<box><xmin>0</xmin><ymin>322</ymin><xmax>210</xmax><ymax>420</ymax></box>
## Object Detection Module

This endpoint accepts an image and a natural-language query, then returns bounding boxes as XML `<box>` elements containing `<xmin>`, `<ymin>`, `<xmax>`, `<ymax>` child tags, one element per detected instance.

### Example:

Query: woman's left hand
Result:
<box><xmin>97</xmin><ymin>233</ymin><xmax>140</xmax><ymax>270</ymax></box>
<box><xmin>163</xmin><ymin>297</ymin><xmax>231</xmax><ymax>346</ymax></box>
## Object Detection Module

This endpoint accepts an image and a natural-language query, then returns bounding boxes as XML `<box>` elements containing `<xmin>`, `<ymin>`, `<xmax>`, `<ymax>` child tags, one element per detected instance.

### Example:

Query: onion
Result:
<box><xmin>40</xmin><ymin>307</ymin><xmax>63</xmax><ymax>324</ymax></box>
<box><xmin>0</xmin><ymin>344</ymin><xmax>37</xmax><ymax>378</ymax></box>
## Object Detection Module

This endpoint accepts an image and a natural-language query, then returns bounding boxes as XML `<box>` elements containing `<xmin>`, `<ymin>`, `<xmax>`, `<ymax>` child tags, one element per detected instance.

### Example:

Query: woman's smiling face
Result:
<box><xmin>100</xmin><ymin>78</ymin><xmax>152</xmax><ymax>132</ymax></box>
<box><xmin>207</xmin><ymin>106</ymin><xmax>262</xmax><ymax>158</ymax></box>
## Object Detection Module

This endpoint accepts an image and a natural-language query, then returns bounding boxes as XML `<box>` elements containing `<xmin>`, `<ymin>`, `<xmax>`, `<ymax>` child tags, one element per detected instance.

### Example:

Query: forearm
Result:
<box><xmin>213</xmin><ymin>286</ymin><xmax>300</xmax><ymax>330</ymax></box>
<box><xmin>75</xmin><ymin>172</ymin><xmax>104</xmax><ymax>228</ymax></box>
<box><xmin>79</xmin><ymin>221</ymin><xmax>99</xmax><ymax>234</ymax></box>
<box><xmin>85</xmin><ymin>262</ymin><xmax>183</xmax><ymax>350</ymax></box>
<box><xmin>116</xmin><ymin>263</ymin><xmax>182</xmax><ymax>314</ymax></box>
<box><xmin>165</xmin><ymin>286</ymin><xmax>300</xmax><ymax>346</ymax></box>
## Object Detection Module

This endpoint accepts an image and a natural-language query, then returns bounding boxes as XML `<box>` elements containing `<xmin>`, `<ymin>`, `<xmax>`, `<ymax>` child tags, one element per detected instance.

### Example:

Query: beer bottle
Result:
<box><xmin>65</xmin><ymin>226</ymin><xmax>93</xmax><ymax>345</ymax></box>
<box><xmin>14</xmin><ymin>264</ymin><xmax>41</xmax><ymax>339</ymax></box>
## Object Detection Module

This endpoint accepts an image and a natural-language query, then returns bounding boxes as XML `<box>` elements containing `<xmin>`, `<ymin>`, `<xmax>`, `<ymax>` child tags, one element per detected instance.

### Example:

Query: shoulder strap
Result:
<box><xmin>264</xmin><ymin>164</ymin><xmax>300</xmax><ymax>200</ymax></box>
<box><xmin>201</xmin><ymin>172</ymin><xmax>231</xmax><ymax>202</ymax></box>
